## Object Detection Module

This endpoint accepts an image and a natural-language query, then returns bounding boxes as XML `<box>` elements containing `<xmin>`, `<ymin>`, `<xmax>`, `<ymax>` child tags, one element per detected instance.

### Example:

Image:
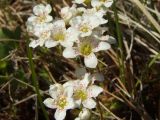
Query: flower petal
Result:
<box><xmin>82</xmin><ymin>98</ymin><xmax>96</xmax><ymax>109</ymax></box>
<box><xmin>87</xmin><ymin>85</ymin><xmax>103</xmax><ymax>98</ymax></box>
<box><xmin>54</xmin><ymin>109</ymin><xmax>66</xmax><ymax>120</ymax></box>
<box><xmin>45</xmin><ymin>40</ymin><xmax>58</xmax><ymax>48</ymax></box>
<box><xmin>91</xmin><ymin>0</ymin><xmax>102</xmax><ymax>7</ymax></box>
<box><xmin>107</xmin><ymin>36</ymin><xmax>117</xmax><ymax>44</ymax></box>
<box><xmin>74</xmin><ymin>0</ymin><xmax>85</xmax><ymax>4</ymax></box>
<box><xmin>93</xmin><ymin>42</ymin><xmax>111</xmax><ymax>52</ymax></box>
<box><xmin>84</xmin><ymin>53</ymin><xmax>98</xmax><ymax>68</ymax></box>
<box><xmin>63</xmin><ymin>81</ymin><xmax>74</xmax><ymax>88</ymax></box>
<box><xmin>79</xmin><ymin>108</ymin><xmax>91</xmax><ymax>120</ymax></box>
<box><xmin>104</xmin><ymin>0</ymin><xmax>113</xmax><ymax>8</ymax></box>
<box><xmin>65</xmin><ymin>97</ymin><xmax>75</xmax><ymax>109</ymax></box>
<box><xmin>60</xmin><ymin>7</ymin><xmax>72</xmax><ymax>20</ymax></box>
<box><xmin>43</xmin><ymin>98</ymin><xmax>56</xmax><ymax>109</ymax></box>
<box><xmin>53</xmin><ymin>19</ymin><xmax>65</xmax><ymax>28</ymax></box>
<box><xmin>80</xmin><ymin>30</ymin><xmax>92</xmax><ymax>37</ymax></box>
<box><xmin>29</xmin><ymin>40</ymin><xmax>40</xmax><ymax>48</ymax></box>
<box><xmin>33</xmin><ymin>24</ymin><xmax>51</xmax><ymax>38</ymax></box>
<box><xmin>74</xmin><ymin>99</ymin><xmax>82</xmax><ymax>108</ymax></box>
<box><xmin>75</xmin><ymin>117</ymin><xmax>81</xmax><ymax>120</ymax></box>
<box><xmin>45</xmin><ymin>15</ymin><xmax>53</xmax><ymax>22</ymax></box>
<box><xmin>26</xmin><ymin>22</ymin><xmax>35</xmax><ymax>33</ymax></box>
<box><xmin>60</xmin><ymin>40</ymin><xmax>74</xmax><ymax>47</ymax></box>
<box><xmin>67</xmin><ymin>27</ymin><xmax>79</xmax><ymax>42</ymax></box>
<box><xmin>45</xmin><ymin>4</ymin><xmax>52</xmax><ymax>14</ymax></box>
<box><xmin>64</xmin><ymin>86</ymin><xmax>73</xmax><ymax>98</ymax></box>
<box><xmin>63</xmin><ymin>47</ymin><xmax>78</xmax><ymax>58</ymax></box>
<box><xmin>39</xmin><ymin>39</ymin><xmax>46</xmax><ymax>46</ymax></box>
<box><xmin>80</xmin><ymin>73</ymin><xmax>90</xmax><ymax>88</ymax></box>
<box><xmin>27</xmin><ymin>16</ymin><xmax>37</xmax><ymax>23</ymax></box>
<box><xmin>69</xmin><ymin>16</ymin><xmax>82</xmax><ymax>26</ymax></box>
<box><xmin>33</xmin><ymin>4</ymin><xmax>45</xmax><ymax>16</ymax></box>
<box><xmin>49</xmin><ymin>84</ymin><xmax>63</xmax><ymax>99</ymax></box>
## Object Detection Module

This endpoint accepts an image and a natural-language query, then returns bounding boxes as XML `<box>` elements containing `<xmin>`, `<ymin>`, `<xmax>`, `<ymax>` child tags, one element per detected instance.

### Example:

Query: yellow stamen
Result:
<box><xmin>36</xmin><ymin>15</ymin><xmax>46</xmax><ymax>23</ymax></box>
<box><xmin>56</xmin><ymin>97</ymin><xmax>67</xmax><ymax>109</ymax></box>
<box><xmin>80</xmin><ymin>25</ymin><xmax>90</xmax><ymax>33</ymax></box>
<box><xmin>52</xmin><ymin>32</ymin><xmax>65</xmax><ymax>41</ymax></box>
<box><xmin>80</xmin><ymin>43</ymin><xmax>92</xmax><ymax>56</ymax></box>
<box><xmin>74</xmin><ymin>89</ymin><xmax>87</xmax><ymax>101</ymax></box>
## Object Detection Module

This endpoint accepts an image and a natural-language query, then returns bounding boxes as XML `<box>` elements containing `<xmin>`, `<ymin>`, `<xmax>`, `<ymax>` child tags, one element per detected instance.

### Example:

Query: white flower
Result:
<box><xmin>60</xmin><ymin>5</ymin><xmax>77</xmax><ymax>23</ymax></box>
<box><xmin>69</xmin><ymin>9</ymin><xmax>107</xmax><ymax>37</ymax></box>
<box><xmin>60</xmin><ymin>4</ymin><xmax>85</xmax><ymax>23</ymax></box>
<box><xmin>43</xmin><ymin>84</ymin><xmax>75</xmax><ymax>120</ymax></box>
<box><xmin>92</xmin><ymin>27</ymin><xmax>116</xmax><ymax>44</ymax></box>
<box><xmin>26</xmin><ymin>21</ymin><xmax>35</xmax><ymax>33</ymax></box>
<box><xmin>75</xmin><ymin>108</ymin><xmax>91</xmax><ymax>120</ymax></box>
<box><xmin>74</xmin><ymin>0</ymin><xmax>91</xmax><ymax>5</ymax></box>
<box><xmin>63</xmin><ymin>37</ymin><xmax>111</xmax><ymax>68</ymax></box>
<box><xmin>91</xmin><ymin>27</ymin><xmax>108</xmax><ymax>39</ymax></box>
<box><xmin>70</xmin><ymin>15</ymin><xmax>100</xmax><ymax>37</ymax></box>
<box><xmin>29</xmin><ymin>23</ymin><xmax>53</xmax><ymax>48</ymax></box>
<box><xmin>64</xmin><ymin>73</ymin><xmax>103</xmax><ymax>109</ymax></box>
<box><xmin>60</xmin><ymin>4</ymin><xmax>85</xmax><ymax>24</ymax></box>
<box><xmin>91</xmin><ymin>0</ymin><xmax>113</xmax><ymax>8</ymax></box>
<box><xmin>45</xmin><ymin>20</ymin><xmax>78</xmax><ymax>48</ymax></box>
<box><xmin>83</xmin><ymin>8</ymin><xmax>108</xmax><ymax>25</ymax></box>
<box><xmin>75</xmin><ymin>67</ymin><xmax>104</xmax><ymax>82</ymax></box>
<box><xmin>27</xmin><ymin>4</ymin><xmax>53</xmax><ymax>26</ymax></box>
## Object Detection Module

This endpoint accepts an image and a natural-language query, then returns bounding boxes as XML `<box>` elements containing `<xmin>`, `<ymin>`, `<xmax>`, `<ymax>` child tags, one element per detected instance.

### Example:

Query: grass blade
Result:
<box><xmin>129</xmin><ymin>0</ymin><xmax>160</xmax><ymax>33</ymax></box>
<box><xmin>27</xmin><ymin>37</ymin><xmax>49</xmax><ymax>120</ymax></box>
<box><xmin>113</xmin><ymin>0</ymin><xmax>125</xmax><ymax>83</ymax></box>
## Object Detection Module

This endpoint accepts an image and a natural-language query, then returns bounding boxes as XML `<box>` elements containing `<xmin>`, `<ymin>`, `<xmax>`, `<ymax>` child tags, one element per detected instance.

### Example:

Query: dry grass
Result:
<box><xmin>0</xmin><ymin>0</ymin><xmax>160</xmax><ymax>120</ymax></box>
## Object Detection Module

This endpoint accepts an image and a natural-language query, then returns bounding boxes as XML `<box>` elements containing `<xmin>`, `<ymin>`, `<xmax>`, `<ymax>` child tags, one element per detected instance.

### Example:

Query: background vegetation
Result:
<box><xmin>0</xmin><ymin>0</ymin><xmax>159</xmax><ymax>120</ymax></box>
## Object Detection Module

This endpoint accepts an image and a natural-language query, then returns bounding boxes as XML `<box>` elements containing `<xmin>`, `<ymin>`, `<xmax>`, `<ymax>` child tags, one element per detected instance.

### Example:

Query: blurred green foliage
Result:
<box><xmin>0</xmin><ymin>26</ymin><xmax>21</xmax><ymax>85</ymax></box>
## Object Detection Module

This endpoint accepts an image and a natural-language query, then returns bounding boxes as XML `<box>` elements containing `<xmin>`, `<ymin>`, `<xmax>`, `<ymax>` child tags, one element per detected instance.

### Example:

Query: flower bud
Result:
<box><xmin>79</xmin><ymin>108</ymin><xmax>91</xmax><ymax>120</ymax></box>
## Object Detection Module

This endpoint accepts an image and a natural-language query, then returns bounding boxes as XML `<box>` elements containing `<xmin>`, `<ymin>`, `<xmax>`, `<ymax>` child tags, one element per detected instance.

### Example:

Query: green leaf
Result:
<box><xmin>0</xmin><ymin>28</ymin><xmax>7</xmax><ymax>38</ymax></box>
<box><xmin>14</xmin><ymin>26</ymin><xmax>21</xmax><ymax>39</ymax></box>
<box><xmin>0</xmin><ymin>43</ymin><xmax>9</xmax><ymax>59</ymax></box>
<box><xmin>0</xmin><ymin>61</ymin><xmax>7</xmax><ymax>69</ymax></box>
<box><xmin>2</xmin><ymin>26</ymin><xmax>21</xmax><ymax>39</ymax></box>
<box><xmin>2</xmin><ymin>27</ymin><xmax>14</xmax><ymax>39</ymax></box>
<box><xmin>148</xmin><ymin>53</ymin><xmax>160</xmax><ymax>67</ymax></box>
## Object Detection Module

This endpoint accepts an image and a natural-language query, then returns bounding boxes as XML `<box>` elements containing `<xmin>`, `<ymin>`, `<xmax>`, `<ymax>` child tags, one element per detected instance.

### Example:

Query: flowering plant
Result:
<box><xmin>43</xmin><ymin>84</ymin><xmax>75</xmax><ymax>120</ymax></box>
<box><xmin>27</xmin><ymin>0</ymin><xmax>114</xmax><ymax>68</ymax></box>
<box><xmin>44</xmin><ymin>73</ymin><xmax>103</xmax><ymax>120</ymax></box>
<box><xmin>26</xmin><ymin>0</ymin><xmax>114</xmax><ymax>120</ymax></box>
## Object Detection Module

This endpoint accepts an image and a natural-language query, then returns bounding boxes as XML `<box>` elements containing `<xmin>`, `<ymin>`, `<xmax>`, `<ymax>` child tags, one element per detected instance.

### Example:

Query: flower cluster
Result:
<box><xmin>44</xmin><ymin>73</ymin><xmax>103</xmax><ymax>120</ymax></box>
<box><xmin>26</xmin><ymin>1</ymin><xmax>114</xmax><ymax>120</ymax></box>
<box><xmin>26</xmin><ymin>0</ymin><xmax>114</xmax><ymax>68</ymax></box>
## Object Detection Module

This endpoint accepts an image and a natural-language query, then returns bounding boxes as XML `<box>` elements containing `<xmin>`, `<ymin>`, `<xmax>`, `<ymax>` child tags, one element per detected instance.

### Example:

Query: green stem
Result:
<box><xmin>27</xmin><ymin>38</ymin><xmax>49</xmax><ymax>120</ymax></box>
<box><xmin>148</xmin><ymin>53</ymin><xmax>160</xmax><ymax>68</ymax></box>
<box><xmin>113</xmin><ymin>0</ymin><xmax>125</xmax><ymax>83</ymax></box>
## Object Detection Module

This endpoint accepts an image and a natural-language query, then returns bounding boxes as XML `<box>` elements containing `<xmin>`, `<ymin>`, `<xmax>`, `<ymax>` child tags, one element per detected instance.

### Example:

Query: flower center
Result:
<box><xmin>52</xmin><ymin>32</ymin><xmax>66</xmax><ymax>41</ymax></box>
<box><xmin>74</xmin><ymin>89</ymin><xmax>87</xmax><ymax>101</ymax></box>
<box><xmin>36</xmin><ymin>15</ymin><xmax>46</xmax><ymax>23</ymax></box>
<box><xmin>80</xmin><ymin>25</ymin><xmax>90</xmax><ymax>33</ymax></box>
<box><xmin>41</xmin><ymin>31</ymin><xmax>49</xmax><ymax>39</ymax></box>
<box><xmin>84</xmin><ymin>0</ymin><xmax>91</xmax><ymax>4</ymax></box>
<box><xmin>56</xmin><ymin>97</ymin><xmax>67</xmax><ymax>109</ymax></box>
<box><xmin>99</xmin><ymin>0</ymin><xmax>106</xmax><ymax>2</ymax></box>
<box><xmin>80</xmin><ymin>43</ymin><xmax>92</xmax><ymax>56</ymax></box>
